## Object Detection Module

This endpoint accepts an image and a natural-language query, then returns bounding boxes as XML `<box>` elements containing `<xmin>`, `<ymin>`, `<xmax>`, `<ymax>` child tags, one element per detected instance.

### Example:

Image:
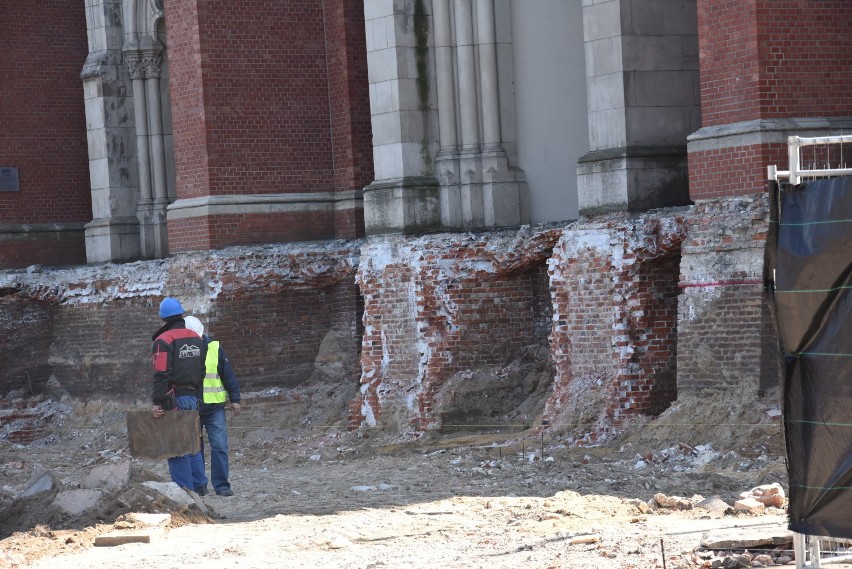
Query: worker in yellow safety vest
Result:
<box><xmin>184</xmin><ymin>316</ymin><xmax>241</xmax><ymax>497</ymax></box>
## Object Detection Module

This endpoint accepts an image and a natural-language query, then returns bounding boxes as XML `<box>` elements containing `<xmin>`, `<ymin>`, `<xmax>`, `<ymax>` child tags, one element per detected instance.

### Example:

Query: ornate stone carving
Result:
<box><xmin>124</xmin><ymin>52</ymin><xmax>145</xmax><ymax>80</ymax></box>
<box><xmin>142</xmin><ymin>53</ymin><xmax>162</xmax><ymax>79</ymax></box>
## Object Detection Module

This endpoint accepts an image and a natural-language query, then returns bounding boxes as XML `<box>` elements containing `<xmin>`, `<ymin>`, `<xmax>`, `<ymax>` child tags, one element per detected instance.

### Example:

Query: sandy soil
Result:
<box><xmin>0</xmin><ymin>389</ymin><xmax>803</xmax><ymax>569</ymax></box>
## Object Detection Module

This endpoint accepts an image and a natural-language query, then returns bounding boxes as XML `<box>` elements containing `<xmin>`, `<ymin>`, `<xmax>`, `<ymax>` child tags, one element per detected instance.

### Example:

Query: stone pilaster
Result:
<box><xmin>81</xmin><ymin>0</ymin><xmax>141</xmax><ymax>263</ymax></box>
<box><xmin>578</xmin><ymin>0</ymin><xmax>699</xmax><ymax>214</ymax></box>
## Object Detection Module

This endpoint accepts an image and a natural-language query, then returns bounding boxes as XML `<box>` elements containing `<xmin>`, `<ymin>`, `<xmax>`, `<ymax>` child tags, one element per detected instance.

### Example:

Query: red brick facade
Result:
<box><xmin>0</xmin><ymin>1</ymin><xmax>89</xmax><ymax>267</ymax></box>
<box><xmin>697</xmin><ymin>0</ymin><xmax>852</xmax><ymax>127</ymax></box>
<box><xmin>691</xmin><ymin>1</ymin><xmax>852</xmax><ymax>200</ymax></box>
<box><xmin>164</xmin><ymin>0</ymin><xmax>373</xmax><ymax>251</ymax></box>
<box><xmin>688</xmin><ymin>143</ymin><xmax>787</xmax><ymax>199</ymax></box>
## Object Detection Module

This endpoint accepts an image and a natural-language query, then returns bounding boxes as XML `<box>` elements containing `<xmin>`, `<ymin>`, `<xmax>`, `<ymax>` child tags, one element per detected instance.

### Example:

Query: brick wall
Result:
<box><xmin>0</xmin><ymin>242</ymin><xmax>361</xmax><ymax>403</ymax></box>
<box><xmin>678</xmin><ymin>194</ymin><xmax>775</xmax><ymax>393</ymax></box>
<box><xmin>0</xmin><ymin>1</ymin><xmax>89</xmax><ymax>267</ymax></box>
<box><xmin>0</xmin><ymin>297</ymin><xmax>56</xmax><ymax>397</ymax></box>
<box><xmin>50</xmin><ymin>301</ymin><xmax>155</xmax><ymax>398</ymax></box>
<box><xmin>324</xmin><ymin>0</ymin><xmax>374</xmax><ymax>238</ymax></box>
<box><xmin>164</xmin><ymin>0</ymin><xmax>372</xmax><ymax>251</ymax></box>
<box><xmin>208</xmin><ymin>281</ymin><xmax>361</xmax><ymax>390</ymax></box>
<box><xmin>693</xmin><ymin>2</ymin><xmax>852</xmax><ymax>200</ymax></box>
<box><xmin>354</xmin><ymin>229</ymin><xmax>560</xmax><ymax>431</ymax></box>
<box><xmin>545</xmin><ymin>213</ymin><xmax>687</xmax><ymax>439</ymax></box>
<box><xmin>698</xmin><ymin>0</ymin><xmax>852</xmax><ymax>126</ymax></box>
<box><xmin>0</xmin><ymin>234</ymin><xmax>87</xmax><ymax>269</ymax></box>
<box><xmin>168</xmin><ymin>210</ymin><xmax>338</xmax><ymax>252</ymax></box>
<box><xmin>688</xmin><ymin>143</ymin><xmax>786</xmax><ymax>200</ymax></box>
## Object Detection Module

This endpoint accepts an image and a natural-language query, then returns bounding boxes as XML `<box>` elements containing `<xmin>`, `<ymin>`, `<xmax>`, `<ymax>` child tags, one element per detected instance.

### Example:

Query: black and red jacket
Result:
<box><xmin>151</xmin><ymin>319</ymin><xmax>206</xmax><ymax>406</ymax></box>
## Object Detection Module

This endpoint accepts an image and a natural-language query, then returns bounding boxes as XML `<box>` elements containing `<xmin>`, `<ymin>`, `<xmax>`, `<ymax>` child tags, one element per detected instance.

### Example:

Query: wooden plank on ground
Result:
<box><xmin>126</xmin><ymin>411</ymin><xmax>200</xmax><ymax>459</ymax></box>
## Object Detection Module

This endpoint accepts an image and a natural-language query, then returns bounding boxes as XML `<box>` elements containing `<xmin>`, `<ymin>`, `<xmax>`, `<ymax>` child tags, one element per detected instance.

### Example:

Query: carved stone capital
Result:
<box><xmin>124</xmin><ymin>52</ymin><xmax>146</xmax><ymax>80</ymax></box>
<box><xmin>142</xmin><ymin>53</ymin><xmax>162</xmax><ymax>79</ymax></box>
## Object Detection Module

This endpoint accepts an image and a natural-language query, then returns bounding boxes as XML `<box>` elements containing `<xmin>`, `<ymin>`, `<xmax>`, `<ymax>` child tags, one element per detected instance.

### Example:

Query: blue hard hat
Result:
<box><xmin>159</xmin><ymin>297</ymin><xmax>185</xmax><ymax>319</ymax></box>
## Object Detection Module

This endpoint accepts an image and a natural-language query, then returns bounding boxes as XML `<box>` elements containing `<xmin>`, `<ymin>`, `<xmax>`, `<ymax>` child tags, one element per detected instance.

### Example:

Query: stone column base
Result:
<box><xmin>84</xmin><ymin>217</ymin><xmax>141</xmax><ymax>264</ymax></box>
<box><xmin>363</xmin><ymin>177</ymin><xmax>441</xmax><ymax>235</ymax></box>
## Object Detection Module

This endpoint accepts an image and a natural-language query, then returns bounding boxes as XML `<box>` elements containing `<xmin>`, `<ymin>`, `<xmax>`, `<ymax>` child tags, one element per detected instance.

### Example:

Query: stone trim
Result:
<box><xmin>166</xmin><ymin>191</ymin><xmax>364</xmax><ymax>220</ymax></box>
<box><xmin>0</xmin><ymin>223</ymin><xmax>86</xmax><ymax>235</ymax></box>
<box><xmin>687</xmin><ymin>118</ymin><xmax>852</xmax><ymax>152</ymax></box>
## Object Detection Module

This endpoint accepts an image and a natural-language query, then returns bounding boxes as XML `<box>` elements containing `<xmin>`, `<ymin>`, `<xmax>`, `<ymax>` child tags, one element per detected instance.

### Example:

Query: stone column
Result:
<box><xmin>82</xmin><ymin>0</ymin><xmax>141</xmax><ymax>263</ymax></box>
<box><xmin>142</xmin><ymin>49</ymin><xmax>170</xmax><ymax>257</ymax></box>
<box><xmin>453</xmin><ymin>0</ymin><xmax>485</xmax><ymax>227</ymax></box>
<box><xmin>143</xmin><ymin>52</ymin><xmax>168</xmax><ymax>206</ymax></box>
<box><xmin>476</xmin><ymin>0</ymin><xmax>500</xmax><ymax>149</ymax></box>
<box><xmin>432</xmin><ymin>0</ymin><xmax>462</xmax><ymax>228</ymax></box>
<box><xmin>362</xmin><ymin>0</ymin><xmax>441</xmax><ymax>235</ymax></box>
<box><xmin>126</xmin><ymin>53</ymin><xmax>152</xmax><ymax>206</ymax></box>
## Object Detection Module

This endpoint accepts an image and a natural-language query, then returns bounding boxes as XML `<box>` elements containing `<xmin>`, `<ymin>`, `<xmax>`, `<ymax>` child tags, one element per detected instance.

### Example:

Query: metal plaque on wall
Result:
<box><xmin>0</xmin><ymin>167</ymin><xmax>19</xmax><ymax>192</ymax></box>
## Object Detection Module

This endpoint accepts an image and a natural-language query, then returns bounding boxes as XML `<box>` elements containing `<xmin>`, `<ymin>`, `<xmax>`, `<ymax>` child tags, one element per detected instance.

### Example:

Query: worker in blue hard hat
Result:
<box><xmin>151</xmin><ymin>297</ymin><xmax>209</xmax><ymax>495</ymax></box>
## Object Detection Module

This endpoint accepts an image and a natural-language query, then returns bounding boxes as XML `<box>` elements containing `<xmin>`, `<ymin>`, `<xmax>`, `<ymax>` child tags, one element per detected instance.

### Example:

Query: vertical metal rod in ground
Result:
<box><xmin>661</xmin><ymin>538</ymin><xmax>666</xmax><ymax>569</ymax></box>
<box><xmin>541</xmin><ymin>432</ymin><xmax>544</xmax><ymax>460</ymax></box>
<box><xmin>522</xmin><ymin>440</ymin><xmax>525</xmax><ymax>461</ymax></box>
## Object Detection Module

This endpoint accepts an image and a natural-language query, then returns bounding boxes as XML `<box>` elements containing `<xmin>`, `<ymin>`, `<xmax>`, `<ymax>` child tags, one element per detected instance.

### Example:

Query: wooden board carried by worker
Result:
<box><xmin>126</xmin><ymin>411</ymin><xmax>200</xmax><ymax>459</ymax></box>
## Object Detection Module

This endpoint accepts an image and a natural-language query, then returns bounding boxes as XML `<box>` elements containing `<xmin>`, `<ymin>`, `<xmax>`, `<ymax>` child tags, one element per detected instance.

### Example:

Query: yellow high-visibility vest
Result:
<box><xmin>202</xmin><ymin>341</ymin><xmax>228</xmax><ymax>404</ymax></box>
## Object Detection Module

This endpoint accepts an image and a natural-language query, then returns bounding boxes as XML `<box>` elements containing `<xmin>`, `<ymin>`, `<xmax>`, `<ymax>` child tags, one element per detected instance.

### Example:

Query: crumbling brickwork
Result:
<box><xmin>354</xmin><ymin>229</ymin><xmax>560</xmax><ymax>431</ymax></box>
<box><xmin>0</xmin><ymin>242</ymin><xmax>362</xmax><ymax>404</ymax></box>
<box><xmin>544</xmin><ymin>213</ymin><xmax>687</xmax><ymax>439</ymax></box>
<box><xmin>0</xmin><ymin>297</ymin><xmax>56</xmax><ymax>397</ymax></box>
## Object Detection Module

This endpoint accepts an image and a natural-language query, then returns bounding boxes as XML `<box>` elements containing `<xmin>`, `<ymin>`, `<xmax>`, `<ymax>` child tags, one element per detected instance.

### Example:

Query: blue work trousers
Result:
<box><xmin>167</xmin><ymin>395</ymin><xmax>208</xmax><ymax>491</ymax></box>
<box><xmin>200</xmin><ymin>406</ymin><xmax>230</xmax><ymax>492</ymax></box>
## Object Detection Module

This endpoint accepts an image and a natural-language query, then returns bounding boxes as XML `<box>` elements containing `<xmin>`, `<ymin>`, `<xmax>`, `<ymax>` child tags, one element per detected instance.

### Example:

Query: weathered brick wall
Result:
<box><xmin>544</xmin><ymin>214</ymin><xmax>687</xmax><ymax>438</ymax></box>
<box><xmin>678</xmin><ymin>193</ymin><xmax>776</xmax><ymax>394</ymax></box>
<box><xmin>354</xmin><ymin>229</ymin><xmax>560</xmax><ymax>431</ymax></box>
<box><xmin>0</xmin><ymin>241</ymin><xmax>362</xmax><ymax>402</ymax></box>
<box><xmin>0</xmin><ymin>1</ymin><xmax>90</xmax><ymax>267</ymax></box>
<box><xmin>164</xmin><ymin>0</ymin><xmax>372</xmax><ymax>251</ymax></box>
<box><xmin>698</xmin><ymin>0</ymin><xmax>852</xmax><ymax>127</ymax></box>
<box><xmin>207</xmin><ymin>282</ymin><xmax>361</xmax><ymax>390</ymax></box>
<box><xmin>0</xmin><ymin>297</ymin><xmax>56</xmax><ymax>396</ymax></box>
<box><xmin>50</xmin><ymin>301</ymin><xmax>156</xmax><ymax>398</ymax></box>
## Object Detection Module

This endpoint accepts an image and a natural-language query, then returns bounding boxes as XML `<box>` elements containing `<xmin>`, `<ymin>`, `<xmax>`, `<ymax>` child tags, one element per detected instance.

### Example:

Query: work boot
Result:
<box><xmin>216</xmin><ymin>488</ymin><xmax>234</xmax><ymax>497</ymax></box>
<box><xmin>194</xmin><ymin>485</ymin><xmax>208</xmax><ymax>496</ymax></box>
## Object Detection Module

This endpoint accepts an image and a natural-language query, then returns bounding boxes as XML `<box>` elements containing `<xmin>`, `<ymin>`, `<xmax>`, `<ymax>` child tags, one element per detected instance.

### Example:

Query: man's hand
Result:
<box><xmin>231</xmin><ymin>402</ymin><xmax>241</xmax><ymax>416</ymax></box>
<box><xmin>152</xmin><ymin>405</ymin><xmax>164</xmax><ymax>418</ymax></box>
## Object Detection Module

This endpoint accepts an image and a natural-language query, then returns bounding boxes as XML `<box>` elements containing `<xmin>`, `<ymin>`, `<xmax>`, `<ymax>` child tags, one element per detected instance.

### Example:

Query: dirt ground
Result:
<box><xmin>0</xmin><ymin>386</ymin><xmax>807</xmax><ymax>569</ymax></box>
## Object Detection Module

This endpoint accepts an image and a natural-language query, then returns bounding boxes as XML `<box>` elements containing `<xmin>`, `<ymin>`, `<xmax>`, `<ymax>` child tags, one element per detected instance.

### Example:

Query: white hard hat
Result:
<box><xmin>184</xmin><ymin>315</ymin><xmax>204</xmax><ymax>337</ymax></box>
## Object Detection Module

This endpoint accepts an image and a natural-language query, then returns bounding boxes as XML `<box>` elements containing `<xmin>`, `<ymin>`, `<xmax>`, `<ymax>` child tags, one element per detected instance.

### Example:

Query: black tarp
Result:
<box><xmin>768</xmin><ymin>175</ymin><xmax>852</xmax><ymax>538</ymax></box>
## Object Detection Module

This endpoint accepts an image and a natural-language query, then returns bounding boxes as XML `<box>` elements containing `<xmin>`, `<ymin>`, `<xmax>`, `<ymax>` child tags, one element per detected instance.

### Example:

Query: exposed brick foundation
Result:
<box><xmin>354</xmin><ymin>228</ymin><xmax>560</xmax><ymax>431</ymax></box>
<box><xmin>544</xmin><ymin>213</ymin><xmax>687</xmax><ymax>440</ymax></box>
<box><xmin>0</xmin><ymin>241</ymin><xmax>362</xmax><ymax>403</ymax></box>
<box><xmin>678</xmin><ymin>193</ymin><xmax>777</xmax><ymax>395</ymax></box>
